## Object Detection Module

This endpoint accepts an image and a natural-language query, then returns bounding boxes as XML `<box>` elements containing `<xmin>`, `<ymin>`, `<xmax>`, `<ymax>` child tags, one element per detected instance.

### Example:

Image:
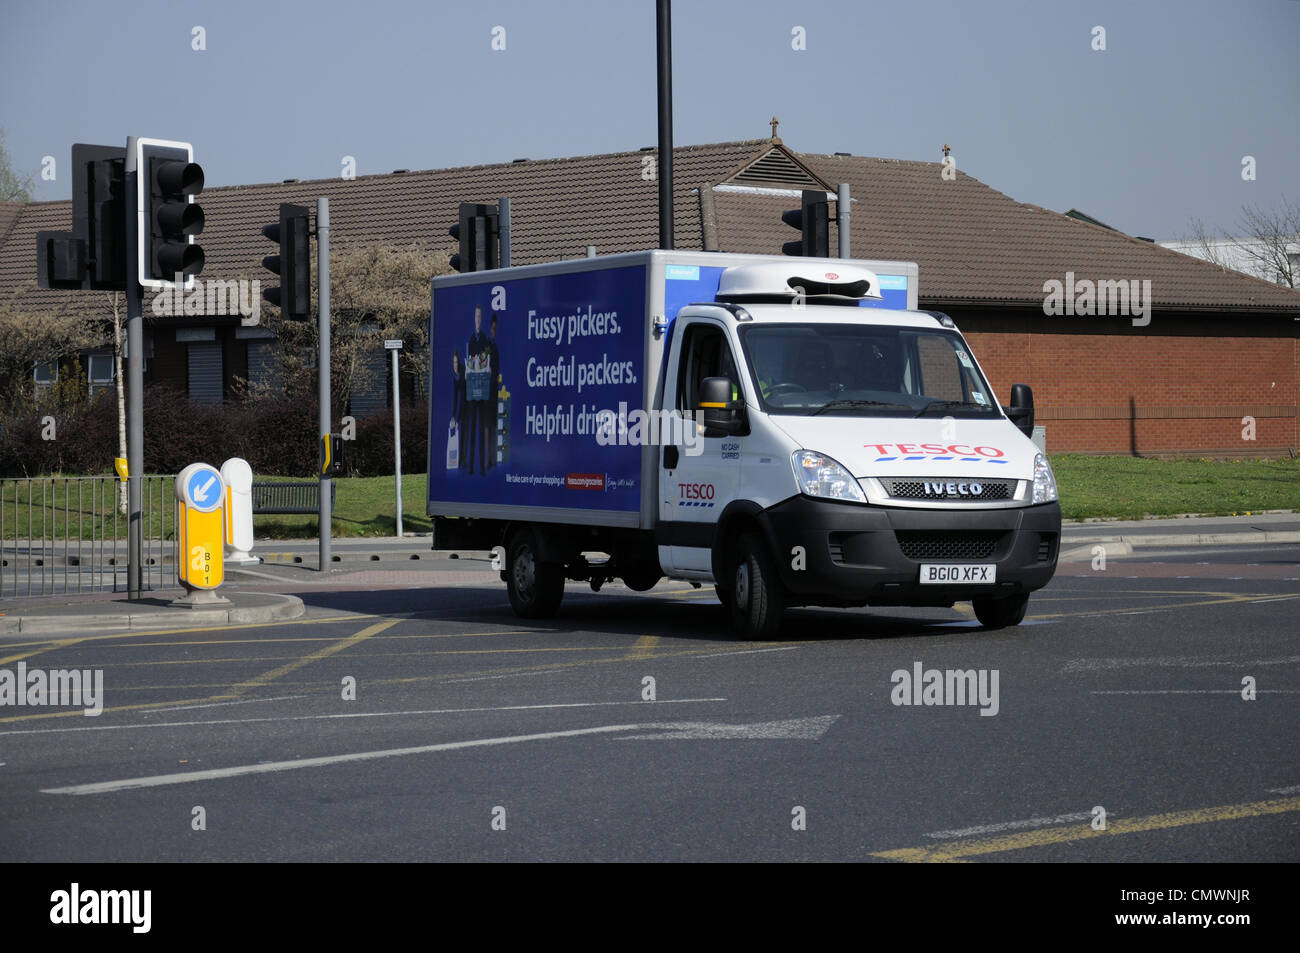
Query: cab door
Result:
<box><xmin>660</xmin><ymin>318</ymin><xmax>742</xmax><ymax>575</ymax></box>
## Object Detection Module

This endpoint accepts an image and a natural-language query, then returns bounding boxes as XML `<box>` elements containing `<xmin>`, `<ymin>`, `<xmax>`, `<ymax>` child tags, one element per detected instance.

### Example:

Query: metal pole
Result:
<box><xmin>656</xmin><ymin>0</ymin><xmax>674</xmax><ymax>249</ymax></box>
<box><xmin>391</xmin><ymin>347</ymin><xmax>403</xmax><ymax>538</ymax></box>
<box><xmin>586</xmin><ymin>245</ymin><xmax>597</xmax><ymax>258</ymax></box>
<box><xmin>498</xmin><ymin>196</ymin><xmax>510</xmax><ymax>268</ymax></box>
<box><xmin>837</xmin><ymin>183</ymin><xmax>851</xmax><ymax>259</ymax></box>
<box><xmin>124</xmin><ymin>137</ymin><xmax>144</xmax><ymax>600</ymax></box>
<box><xmin>317</xmin><ymin>197</ymin><xmax>331</xmax><ymax>571</ymax></box>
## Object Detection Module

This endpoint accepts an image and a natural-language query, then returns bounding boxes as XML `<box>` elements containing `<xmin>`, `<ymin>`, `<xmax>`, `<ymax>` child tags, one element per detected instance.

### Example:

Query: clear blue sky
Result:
<box><xmin>3</xmin><ymin>0</ymin><xmax>1297</xmax><ymax>239</ymax></box>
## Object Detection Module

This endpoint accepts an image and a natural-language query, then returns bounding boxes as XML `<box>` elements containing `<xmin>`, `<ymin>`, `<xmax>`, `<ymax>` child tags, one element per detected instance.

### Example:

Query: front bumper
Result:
<box><xmin>758</xmin><ymin>496</ymin><xmax>1061</xmax><ymax>608</ymax></box>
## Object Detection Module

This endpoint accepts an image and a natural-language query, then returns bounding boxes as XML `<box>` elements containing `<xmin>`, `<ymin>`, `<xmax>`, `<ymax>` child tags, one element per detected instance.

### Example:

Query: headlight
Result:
<box><xmin>1032</xmin><ymin>452</ymin><xmax>1058</xmax><ymax>504</ymax></box>
<box><xmin>791</xmin><ymin>450</ymin><xmax>867</xmax><ymax>503</ymax></box>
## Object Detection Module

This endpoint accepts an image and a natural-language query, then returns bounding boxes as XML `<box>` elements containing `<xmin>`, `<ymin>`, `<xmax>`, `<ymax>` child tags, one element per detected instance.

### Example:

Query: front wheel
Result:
<box><xmin>730</xmin><ymin>532</ymin><xmax>784</xmax><ymax>639</ymax></box>
<box><xmin>972</xmin><ymin>593</ymin><xmax>1029</xmax><ymax>628</ymax></box>
<box><xmin>505</xmin><ymin>528</ymin><xmax>565</xmax><ymax>619</ymax></box>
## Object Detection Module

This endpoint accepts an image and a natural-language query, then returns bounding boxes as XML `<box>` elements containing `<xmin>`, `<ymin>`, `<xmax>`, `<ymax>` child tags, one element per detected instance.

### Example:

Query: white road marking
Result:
<box><xmin>926</xmin><ymin>811</ymin><xmax>1095</xmax><ymax>839</ymax></box>
<box><xmin>1</xmin><ymin>697</ymin><xmax>728</xmax><ymax>737</ymax></box>
<box><xmin>1063</xmin><ymin>655</ymin><xmax>1300</xmax><ymax>673</ymax></box>
<box><xmin>691</xmin><ymin>646</ymin><xmax>801</xmax><ymax>659</ymax></box>
<box><xmin>1091</xmin><ymin>689</ymin><xmax>1300</xmax><ymax>695</ymax></box>
<box><xmin>42</xmin><ymin>713</ymin><xmax>830</xmax><ymax>795</ymax></box>
<box><xmin>42</xmin><ymin>724</ymin><xmax>645</xmax><ymax>795</ymax></box>
<box><xmin>618</xmin><ymin>714</ymin><xmax>838</xmax><ymax>740</ymax></box>
<box><xmin>1266</xmin><ymin>785</ymin><xmax>1300</xmax><ymax>795</ymax></box>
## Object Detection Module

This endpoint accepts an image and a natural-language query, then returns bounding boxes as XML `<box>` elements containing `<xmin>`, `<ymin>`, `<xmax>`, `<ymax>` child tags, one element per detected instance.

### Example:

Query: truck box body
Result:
<box><xmin>427</xmin><ymin>251</ymin><xmax>918</xmax><ymax>529</ymax></box>
<box><xmin>427</xmin><ymin>250</ymin><xmax>1057</xmax><ymax>635</ymax></box>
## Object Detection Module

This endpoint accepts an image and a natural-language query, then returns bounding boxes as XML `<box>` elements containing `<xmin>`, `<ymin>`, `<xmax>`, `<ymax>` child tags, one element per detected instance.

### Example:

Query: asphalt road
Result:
<box><xmin>1</xmin><ymin>544</ymin><xmax>1297</xmax><ymax>862</ymax></box>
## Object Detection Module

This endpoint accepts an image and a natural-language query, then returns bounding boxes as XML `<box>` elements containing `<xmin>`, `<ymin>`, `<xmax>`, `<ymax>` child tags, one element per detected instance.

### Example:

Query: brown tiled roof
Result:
<box><xmin>2</xmin><ymin>140</ymin><xmax>1297</xmax><ymax>317</ymax></box>
<box><xmin>795</xmin><ymin>153</ymin><xmax>1300</xmax><ymax>312</ymax></box>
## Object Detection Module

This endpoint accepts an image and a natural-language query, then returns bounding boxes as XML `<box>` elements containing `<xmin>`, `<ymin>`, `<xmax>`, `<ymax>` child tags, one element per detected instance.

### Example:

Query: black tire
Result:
<box><xmin>730</xmin><ymin>532</ymin><xmax>784</xmax><ymax>639</ymax></box>
<box><xmin>505</xmin><ymin>528</ymin><xmax>564</xmax><ymax>619</ymax></box>
<box><xmin>972</xmin><ymin>593</ymin><xmax>1029</xmax><ymax>628</ymax></box>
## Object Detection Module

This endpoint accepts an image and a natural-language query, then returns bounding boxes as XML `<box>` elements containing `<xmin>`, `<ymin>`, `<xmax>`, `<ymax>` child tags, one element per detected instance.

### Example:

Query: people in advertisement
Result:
<box><xmin>467</xmin><ymin>304</ymin><xmax>491</xmax><ymax>475</ymax></box>
<box><xmin>450</xmin><ymin>350</ymin><xmax>467</xmax><ymax>470</ymax></box>
<box><xmin>487</xmin><ymin>313</ymin><xmax>501</xmax><ymax>470</ymax></box>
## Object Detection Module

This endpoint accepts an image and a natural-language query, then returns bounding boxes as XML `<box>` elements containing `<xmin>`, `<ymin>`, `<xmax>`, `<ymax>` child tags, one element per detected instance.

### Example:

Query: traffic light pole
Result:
<box><xmin>317</xmin><ymin>197</ymin><xmax>331</xmax><ymax>572</ymax></box>
<box><xmin>124</xmin><ymin>139</ymin><xmax>144</xmax><ymax>600</ymax></box>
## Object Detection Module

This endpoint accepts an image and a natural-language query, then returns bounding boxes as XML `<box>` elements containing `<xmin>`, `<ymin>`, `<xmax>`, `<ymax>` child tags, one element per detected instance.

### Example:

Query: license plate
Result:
<box><xmin>919</xmin><ymin>563</ymin><xmax>997</xmax><ymax>584</ymax></box>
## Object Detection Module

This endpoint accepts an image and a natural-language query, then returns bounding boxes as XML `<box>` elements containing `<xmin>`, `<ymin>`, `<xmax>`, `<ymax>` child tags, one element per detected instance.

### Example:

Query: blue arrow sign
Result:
<box><xmin>184</xmin><ymin>464</ymin><xmax>224</xmax><ymax>512</ymax></box>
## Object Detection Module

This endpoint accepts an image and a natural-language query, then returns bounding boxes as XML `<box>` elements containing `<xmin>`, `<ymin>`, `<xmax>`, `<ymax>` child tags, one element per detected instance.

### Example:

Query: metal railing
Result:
<box><xmin>0</xmin><ymin>475</ymin><xmax>175</xmax><ymax>598</ymax></box>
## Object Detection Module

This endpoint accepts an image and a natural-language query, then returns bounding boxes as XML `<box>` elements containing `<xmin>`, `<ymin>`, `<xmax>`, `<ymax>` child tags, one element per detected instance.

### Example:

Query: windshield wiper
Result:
<box><xmin>913</xmin><ymin>399</ymin><xmax>994</xmax><ymax>417</ymax></box>
<box><xmin>811</xmin><ymin>399</ymin><xmax>912</xmax><ymax>417</ymax></box>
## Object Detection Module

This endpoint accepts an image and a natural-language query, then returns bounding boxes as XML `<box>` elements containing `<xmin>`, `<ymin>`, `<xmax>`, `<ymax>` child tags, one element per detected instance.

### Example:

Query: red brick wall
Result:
<box><xmin>950</xmin><ymin>322</ymin><xmax>1298</xmax><ymax>457</ymax></box>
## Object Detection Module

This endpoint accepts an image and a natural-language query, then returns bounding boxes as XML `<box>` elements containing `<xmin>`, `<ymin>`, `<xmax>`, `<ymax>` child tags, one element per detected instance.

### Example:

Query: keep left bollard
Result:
<box><xmin>221</xmin><ymin>457</ymin><xmax>258</xmax><ymax>565</ymax></box>
<box><xmin>173</xmin><ymin>462</ymin><xmax>231</xmax><ymax>607</ymax></box>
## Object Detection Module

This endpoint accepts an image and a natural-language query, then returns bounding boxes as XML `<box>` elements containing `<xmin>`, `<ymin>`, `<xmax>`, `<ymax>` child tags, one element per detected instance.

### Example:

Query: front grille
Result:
<box><xmin>895</xmin><ymin>531</ymin><xmax>1003</xmax><ymax>561</ymax></box>
<box><xmin>882</xmin><ymin>478</ymin><xmax>1014</xmax><ymax>501</ymax></box>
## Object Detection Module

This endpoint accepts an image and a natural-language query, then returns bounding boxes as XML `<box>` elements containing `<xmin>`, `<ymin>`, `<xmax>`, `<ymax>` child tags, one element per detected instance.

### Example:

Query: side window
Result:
<box><xmin>676</xmin><ymin>323</ymin><xmax>742</xmax><ymax>412</ymax></box>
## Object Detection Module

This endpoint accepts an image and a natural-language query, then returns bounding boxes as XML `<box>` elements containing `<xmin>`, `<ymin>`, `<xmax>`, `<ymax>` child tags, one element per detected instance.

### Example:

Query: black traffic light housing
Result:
<box><xmin>261</xmin><ymin>203</ymin><xmax>312</xmax><ymax>319</ymax></box>
<box><xmin>781</xmin><ymin>189</ymin><xmax>830</xmax><ymax>258</ymax></box>
<box><xmin>449</xmin><ymin>202</ymin><xmax>500</xmax><ymax>272</ymax></box>
<box><xmin>137</xmin><ymin>138</ymin><xmax>205</xmax><ymax>287</ymax></box>
<box><xmin>36</xmin><ymin>143</ymin><xmax>127</xmax><ymax>291</ymax></box>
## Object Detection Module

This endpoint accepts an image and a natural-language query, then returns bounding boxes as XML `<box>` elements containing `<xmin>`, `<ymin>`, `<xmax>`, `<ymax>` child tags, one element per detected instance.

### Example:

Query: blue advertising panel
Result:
<box><xmin>429</xmin><ymin>265</ymin><xmax>648</xmax><ymax>514</ymax></box>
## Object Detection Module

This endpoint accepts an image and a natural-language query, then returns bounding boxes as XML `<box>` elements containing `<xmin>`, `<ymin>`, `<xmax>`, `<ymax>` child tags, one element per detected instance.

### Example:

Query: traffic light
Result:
<box><xmin>449</xmin><ymin>202</ymin><xmax>500</xmax><ymax>272</ymax></box>
<box><xmin>261</xmin><ymin>203</ymin><xmax>312</xmax><ymax>319</ymax></box>
<box><xmin>781</xmin><ymin>189</ymin><xmax>830</xmax><ymax>258</ymax></box>
<box><xmin>136</xmin><ymin>138</ymin><xmax>205</xmax><ymax>288</ymax></box>
<box><xmin>36</xmin><ymin>143</ymin><xmax>126</xmax><ymax>291</ymax></box>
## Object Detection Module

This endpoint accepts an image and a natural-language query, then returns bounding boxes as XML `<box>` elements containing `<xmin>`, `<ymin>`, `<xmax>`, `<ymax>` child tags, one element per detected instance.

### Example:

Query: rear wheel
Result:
<box><xmin>972</xmin><ymin>593</ymin><xmax>1029</xmax><ymax>628</ymax></box>
<box><xmin>505</xmin><ymin>528</ymin><xmax>564</xmax><ymax>619</ymax></box>
<box><xmin>730</xmin><ymin>532</ymin><xmax>784</xmax><ymax>639</ymax></box>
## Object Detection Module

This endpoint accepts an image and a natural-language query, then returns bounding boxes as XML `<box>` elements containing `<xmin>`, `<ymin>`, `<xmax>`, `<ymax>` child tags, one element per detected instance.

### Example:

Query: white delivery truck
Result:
<box><xmin>427</xmin><ymin>251</ymin><xmax>1060</xmax><ymax>638</ymax></box>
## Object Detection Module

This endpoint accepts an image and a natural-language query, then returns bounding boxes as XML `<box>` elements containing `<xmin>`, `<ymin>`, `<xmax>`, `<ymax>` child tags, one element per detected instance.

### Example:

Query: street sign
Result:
<box><xmin>384</xmin><ymin>339</ymin><xmax>403</xmax><ymax>350</ymax></box>
<box><xmin>175</xmin><ymin>462</ymin><xmax>225</xmax><ymax>590</ymax></box>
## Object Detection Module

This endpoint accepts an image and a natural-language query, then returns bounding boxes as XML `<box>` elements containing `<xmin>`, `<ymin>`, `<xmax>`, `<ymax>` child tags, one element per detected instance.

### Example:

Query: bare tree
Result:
<box><xmin>107</xmin><ymin>292</ymin><xmax>127</xmax><ymax>511</ymax></box>
<box><xmin>1232</xmin><ymin>196</ymin><xmax>1300</xmax><ymax>288</ymax></box>
<box><xmin>252</xmin><ymin>242</ymin><xmax>451</xmax><ymax>412</ymax></box>
<box><xmin>1176</xmin><ymin>198</ymin><xmax>1300</xmax><ymax>288</ymax></box>
<box><xmin>0</xmin><ymin>128</ymin><xmax>36</xmax><ymax>202</ymax></box>
<box><xmin>0</xmin><ymin>282</ymin><xmax>101</xmax><ymax>414</ymax></box>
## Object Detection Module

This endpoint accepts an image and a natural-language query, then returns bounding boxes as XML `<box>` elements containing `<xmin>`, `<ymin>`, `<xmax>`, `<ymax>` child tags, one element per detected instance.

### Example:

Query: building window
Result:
<box><xmin>88</xmin><ymin>354</ymin><xmax>114</xmax><ymax>397</ymax></box>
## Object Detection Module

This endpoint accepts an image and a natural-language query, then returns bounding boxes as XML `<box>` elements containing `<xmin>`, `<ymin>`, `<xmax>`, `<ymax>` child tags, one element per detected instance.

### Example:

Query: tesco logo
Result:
<box><xmin>865</xmin><ymin>443</ymin><xmax>1006</xmax><ymax>458</ymax></box>
<box><xmin>680</xmin><ymin>482</ymin><xmax>716</xmax><ymax>500</ymax></box>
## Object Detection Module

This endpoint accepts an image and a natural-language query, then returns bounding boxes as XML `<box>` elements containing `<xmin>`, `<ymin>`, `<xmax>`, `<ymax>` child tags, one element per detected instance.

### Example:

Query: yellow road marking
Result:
<box><xmin>221</xmin><ymin>619</ymin><xmax>399</xmax><ymax>699</ymax></box>
<box><xmin>35</xmin><ymin>628</ymin><xmax>531</xmax><ymax>655</ymax></box>
<box><xmin>872</xmin><ymin>795</ymin><xmax>1300</xmax><ymax>863</ymax></box>
<box><xmin>0</xmin><ymin>614</ymin><xmax>373</xmax><ymax>653</ymax></box>
<box><xmin>625</xmin><ymin>635</ymin><xmax>661</xmax><ymax>660</ymax></box>
<box><xmin>0</xmin><ymin>618</ymin><xmax>396</xmax><ymax>724</ymax></box>
<box><xmin>0</xmin><ymin>635</ymin><xmax>94</xmax><ymax>667</ymax></box>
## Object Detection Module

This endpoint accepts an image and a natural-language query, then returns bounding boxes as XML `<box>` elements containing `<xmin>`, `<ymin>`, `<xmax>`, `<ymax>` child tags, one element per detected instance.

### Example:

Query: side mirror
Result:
<box><xmin>1004</xmin><ymin>383</ymin><xmax>1034</xmax><ymax>438</ymax></box>
<box><xmin>699</xmin><ymin>376</ymin><xmax>747</xmax><ymax>436</ymax></box>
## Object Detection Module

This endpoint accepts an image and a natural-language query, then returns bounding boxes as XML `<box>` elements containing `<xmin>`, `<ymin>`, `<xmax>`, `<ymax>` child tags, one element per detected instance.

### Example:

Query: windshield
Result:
<box><xmin>738</xmin><ymin>323</ymin><xmax>1001</xmax><ymax>418</ymax></box>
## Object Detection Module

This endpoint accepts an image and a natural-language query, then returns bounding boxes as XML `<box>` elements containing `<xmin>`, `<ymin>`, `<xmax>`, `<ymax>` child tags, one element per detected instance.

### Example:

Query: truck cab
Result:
<box><xmin>655</xmin><ymin>262</ymin><xmax>1060</xmax><ymax>636</ymax></box>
